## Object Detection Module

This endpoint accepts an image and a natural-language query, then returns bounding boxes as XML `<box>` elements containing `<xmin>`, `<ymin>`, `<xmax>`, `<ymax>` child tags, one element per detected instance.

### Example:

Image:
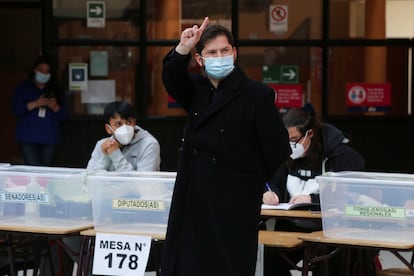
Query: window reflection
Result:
<box><xmin>238</xmin><ymin>0</ymin><xmax>322</xmax><ymax>40</ymax></box>
<box><xmin>238</xmin><ymin>46</ymin><xmax>322</xmax><ymax>112</ymax></box>
<box><xmin>57</xmin><ymin>46</ymin><xmax>138</xmax><ymax>115</ymax></box>
<box><xmin>328</xmin><ymin>46</ymin><xmax>408</xmax><ymax>116</ymax></box>
<box><xmin>49</xmin><ymin>0</ymin><xmax>414</xmax><ymax>118</ymax></box>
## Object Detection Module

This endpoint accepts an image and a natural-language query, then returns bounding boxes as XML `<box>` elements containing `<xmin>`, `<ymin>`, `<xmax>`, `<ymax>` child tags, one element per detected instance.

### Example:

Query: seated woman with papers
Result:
<box><xmin>262</xmin><ymin>105</ymin><xmax>364</xmax><ymax>219</ymax></box>
<box><xmin>262</xmin><ymin>105</ymin><xmax>367</xmax><ymax>276</ymax></box>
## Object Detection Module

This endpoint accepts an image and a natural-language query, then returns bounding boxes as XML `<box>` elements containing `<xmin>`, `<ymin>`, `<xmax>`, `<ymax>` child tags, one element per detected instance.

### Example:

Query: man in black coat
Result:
<box><xmin>161</xmin><ymin>17</ymin><xmax>291</xmax><ymax>276</ymax></box>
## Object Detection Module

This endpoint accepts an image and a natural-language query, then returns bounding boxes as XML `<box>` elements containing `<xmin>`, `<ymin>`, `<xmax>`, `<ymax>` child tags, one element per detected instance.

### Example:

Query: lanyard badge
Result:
<box><xmin>38</xmin><ymin>107</ymin><xmax>46</xmax><ymax>118</ymax></box>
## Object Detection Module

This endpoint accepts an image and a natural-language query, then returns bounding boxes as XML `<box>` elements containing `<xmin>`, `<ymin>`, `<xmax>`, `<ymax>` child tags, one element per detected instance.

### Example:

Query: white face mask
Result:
<box><xmin>203</xmin><ymin>55</ymin><xmax>235</xmax><ymax>79</ymax></box>
<box><xmin>111</xmin><ymin>125</ymin><xmax>135</xmax><ymax>145</ymax></box>
<box><xmin>35</xmin><ymin>71</ymin><xmax>51</xmax><ymax>84</ymax></box>
<box><xmin>289</xmin><ymin>142</ymin><xmax>305</xmax><ymax>160</ymax></box>
<box><xmin>289</xmin><ymin>131</ymin><xmax>309</xmax><ymax>160</ymax></box>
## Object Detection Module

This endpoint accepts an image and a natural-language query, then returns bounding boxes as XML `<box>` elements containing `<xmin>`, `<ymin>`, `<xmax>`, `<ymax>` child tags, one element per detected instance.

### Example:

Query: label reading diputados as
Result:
<box><xmin>112</xmin><ymin>199</ymin><xmax>165</xmax><ymax>211</ymax></box>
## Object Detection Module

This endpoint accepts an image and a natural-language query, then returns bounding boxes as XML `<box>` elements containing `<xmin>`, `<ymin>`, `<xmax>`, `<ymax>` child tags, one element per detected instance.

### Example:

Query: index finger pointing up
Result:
<box><xmin>199</xmin><ymin>17</ymin><xmax>209</xmax><ymax>32</ymax></box>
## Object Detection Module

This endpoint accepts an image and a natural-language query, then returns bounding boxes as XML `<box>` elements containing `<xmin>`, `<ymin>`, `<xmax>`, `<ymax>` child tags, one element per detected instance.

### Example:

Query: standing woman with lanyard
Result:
<box><xmin>12</xmin><ymin>56</ymin><xmax>68</xmax><ymax>166</ymax></box>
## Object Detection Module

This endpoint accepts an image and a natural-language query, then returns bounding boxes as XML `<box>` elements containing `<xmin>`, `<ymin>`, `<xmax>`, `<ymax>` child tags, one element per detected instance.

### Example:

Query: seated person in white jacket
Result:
<box><xmin>87</xmin><ymin>101</ymin><xmax>161</xmax><ymax>171</ymax></box>
<box><xmin>58</xmin><ymin>102</ymin><xmax>161</xmax><ymax>275</ymax></box>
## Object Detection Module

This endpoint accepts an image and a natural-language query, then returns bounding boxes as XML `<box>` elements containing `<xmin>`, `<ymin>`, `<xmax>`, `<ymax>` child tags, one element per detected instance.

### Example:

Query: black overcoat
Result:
<box><xmin>160</xmin><ymin>50</ymin><xmax>291</xmax><ymax>276</ymax></box>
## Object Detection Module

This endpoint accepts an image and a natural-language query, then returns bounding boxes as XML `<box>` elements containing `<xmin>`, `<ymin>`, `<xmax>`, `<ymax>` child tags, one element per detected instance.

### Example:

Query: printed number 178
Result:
<box><xmin>104</xmin><ymin>253</ymin><xmax>139</xmax><ymax>270</ymax></box>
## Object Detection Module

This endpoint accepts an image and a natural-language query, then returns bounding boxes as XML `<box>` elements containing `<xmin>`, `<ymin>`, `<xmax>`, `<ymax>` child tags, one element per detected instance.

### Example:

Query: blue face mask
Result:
<box><xmin>203</xmin><ymin>55</ymin><xmax>235</xmax><ymax>80</ymax></box>
<box><xmin>35</xmin><ymin>71</ymin><xmax>51</xmax><ymax>84</ymax></box>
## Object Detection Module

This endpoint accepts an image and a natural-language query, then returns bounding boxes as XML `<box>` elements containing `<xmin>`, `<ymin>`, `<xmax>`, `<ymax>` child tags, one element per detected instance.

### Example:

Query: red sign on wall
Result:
<box><xmin>268</xmin><ymin>84</ymin><xmax>303</xmax><ymax>108</ymax></box>
<box><xmin>346</xmin><ymin>83</ymin><xmax>391</xmax><ymax>112</ymax></box>
<box><xmin>168</xmin><ymin>95</ymin><xmax>181</xmax><ymax>108</ymax></box>
<box><xmin>169</xmin><ymin>84</ymin><xmax>303</xmax><ymax>109</ymax></box>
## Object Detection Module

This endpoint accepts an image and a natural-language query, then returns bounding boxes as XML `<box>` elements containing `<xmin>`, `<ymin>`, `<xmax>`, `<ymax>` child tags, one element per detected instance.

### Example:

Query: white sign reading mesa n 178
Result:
<box><xmin>93</xmin><ymin>232</ymin><xmax>151</xmax><ymax>276</ymax></box>
<box><xmin>87</xmin><ymin>1</ymin><xmax>105</xmax><ymax>28</ymax></box>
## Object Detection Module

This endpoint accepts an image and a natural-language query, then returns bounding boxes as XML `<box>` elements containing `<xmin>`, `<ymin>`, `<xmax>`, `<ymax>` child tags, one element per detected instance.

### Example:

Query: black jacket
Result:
<box><xmin>161</xmin><ymin>49</ymin><xmax>291</xmax><ymax>276</ymax></box>
<box><xmin>269</xmin><ymin>123</ymin><xmax>365</xmax><ymax>203</ymax></box>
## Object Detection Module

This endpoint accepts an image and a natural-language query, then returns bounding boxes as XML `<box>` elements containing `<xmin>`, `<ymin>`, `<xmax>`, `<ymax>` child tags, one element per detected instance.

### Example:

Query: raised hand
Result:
<box><xmin>175</xmin><ymin>17</ymin><xmax>209</xmax><ymax>55</ymax></box>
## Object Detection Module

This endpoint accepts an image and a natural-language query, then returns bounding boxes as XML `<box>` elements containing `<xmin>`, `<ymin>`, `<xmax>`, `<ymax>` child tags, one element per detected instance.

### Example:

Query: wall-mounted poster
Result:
<box><xmin>69</xmin><ymin>63</ymin><xmax>88</xmax><ymax>90</ymax></box>
<box><xmin>346</xmin><ymin>83</ymin><xmax>391</xmax><ymax>112</ymax></box>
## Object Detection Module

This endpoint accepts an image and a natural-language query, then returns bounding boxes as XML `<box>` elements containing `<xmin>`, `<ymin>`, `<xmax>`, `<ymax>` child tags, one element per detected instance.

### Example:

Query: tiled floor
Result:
<box><xmin>379</xmin><ymin>251</ymin><xmax>413</xmax><ymax>269</ymax></box>
<box><xmin>138</xmin><ymin>250</ymin><xmax>414</xmax><ymax>276</ymax></box>
<box><xmin>16</xmin><ymin>249</ymin><xmax>414</xmax><ymax>275</ymax></box>
<box><xmin>262</xmin><ymin>218</ymin><xmax>414</xmax><ymax>275</ymax></box>
<box><xmin>289</xmin><ymin>250</ymin><xmax>413</xmax><ymax>276</ymax></box>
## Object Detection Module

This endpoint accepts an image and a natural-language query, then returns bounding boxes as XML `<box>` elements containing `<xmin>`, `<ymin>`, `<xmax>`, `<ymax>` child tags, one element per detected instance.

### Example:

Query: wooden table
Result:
<box><xmin>259</xmin><ymin>230</ymin><xmax>304</xmax><ymax>249</ymax></box>
<box><xmin>0</xmin><ymin>218</ymin><xmax>92</xmax><ymax>235</ymax></box>
<box><xmin>259</xmin><ymin>208</ymin><xmax>323</xmax><ymax>273</ymax></box>
<box><xmin>298</xmin><ymin>231</ymin><xmax>414</xmax><ymax>276</ymax></box>
<box><xmin>0</xmin><ymin>217</ymin><xmax>93</xmax><ymax>276</ymax></box>
<box><xmin>260</xmin><ymin>209</ymin><xmax>322</xmax><ymax>220</ymax></box>
<box><xmin>75</xmin><ymin>209</ymin><xmax>320</xmax><ymax>275</ymax></box>
<box><xmin>77</xmin><ymin>229</ymin><xmax>308</xmax><ymax>276</ymax></box>
<box><xmin>258</xmin><ymin>230</ymin><xmax>308</xmax><ymax>272</ymax></box>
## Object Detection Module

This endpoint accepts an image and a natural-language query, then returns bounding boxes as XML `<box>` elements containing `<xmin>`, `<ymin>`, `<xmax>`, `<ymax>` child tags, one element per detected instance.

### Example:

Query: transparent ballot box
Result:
<box><xmin>87</xmin><ymin>171</ymin><xmax>176</xmax><ymax>235</ymax></box>
<box><xmin>317</xmin><ymin>171</ymin><xmax>414</xmax><ymax>244</ymax></box>
<box><xmin>0</xmin><ymin>165</ymin><xmax>92</xmax><ymax>227</ymax></box>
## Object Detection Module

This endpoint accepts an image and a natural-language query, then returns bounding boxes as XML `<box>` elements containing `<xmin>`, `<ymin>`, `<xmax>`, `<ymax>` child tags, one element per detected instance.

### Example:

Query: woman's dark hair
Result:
<box><xmin>29</xmin><ymin>55</ymin><xmax>64</xmax><ymax>105</ymax></box>
<box><xmin>103</xmin><ymin>101</ymin><xmax>136</xmax><ymax>123</ymax></box>
<box><xmin>283</xmin><ymin>107</ymin><xmax>323</xmax><ymax>168</ymax></box>
<box><xmin>195</xmin><ymin>24</ymin><xmax>235</xmax><ymax>54</ymax></box>
<box><xmin>28</xmin><ymin>56</ymin><xmax>50</xmax><ymax>78</ymax></box>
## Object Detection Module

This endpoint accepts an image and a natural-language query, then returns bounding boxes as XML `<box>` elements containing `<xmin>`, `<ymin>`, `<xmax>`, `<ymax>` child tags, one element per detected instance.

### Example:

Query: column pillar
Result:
<box><xmin>149</xmin><ymin>0</ymin><xmax>185</xmax><ymax>116</ymax></box>
<box><xmin>364</xmin><ymin>0</ymin><xmax>386</xmax><ymax>83</ymax></box>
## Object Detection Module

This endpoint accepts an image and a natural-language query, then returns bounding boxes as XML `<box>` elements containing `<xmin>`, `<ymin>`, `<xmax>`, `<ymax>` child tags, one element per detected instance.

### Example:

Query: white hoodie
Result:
<box><xmin>86</xmin><ymin>125</ymin><xmax>161</xmax><ymax>171</ymax></box>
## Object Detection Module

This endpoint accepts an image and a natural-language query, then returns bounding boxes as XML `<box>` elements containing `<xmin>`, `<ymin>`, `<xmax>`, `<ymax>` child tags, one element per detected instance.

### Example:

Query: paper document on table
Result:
<box><xmin>262</xmin><ymin>202</ymin><xmax>320</xmax><ymax>211</ymax></box>
<box><xmin>261</xmin><ymin>203</ymin><xmax>293</xmax><ymax>210</ymax></box>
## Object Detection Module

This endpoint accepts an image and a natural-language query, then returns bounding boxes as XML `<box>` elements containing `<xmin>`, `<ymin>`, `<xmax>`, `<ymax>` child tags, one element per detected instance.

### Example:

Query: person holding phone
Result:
<box><xmin>12</xmin><ymin>56</ymin><xmax>68</xmax><ymax>166</ymax></box>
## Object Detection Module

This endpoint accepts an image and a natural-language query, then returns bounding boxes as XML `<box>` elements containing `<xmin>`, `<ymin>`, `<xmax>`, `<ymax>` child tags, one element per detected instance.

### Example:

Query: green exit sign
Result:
<box><xmin>262</xmin><ymin>65</ymin><xmax>299</xmax><ymax>84</ymax></box>
<box><xmin>87</xmin><ymin>1</ymin><xmax>105</xmax><ymax>28</ymax></box>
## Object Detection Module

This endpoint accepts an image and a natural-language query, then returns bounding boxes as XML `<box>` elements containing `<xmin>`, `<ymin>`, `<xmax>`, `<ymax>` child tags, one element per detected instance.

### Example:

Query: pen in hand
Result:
<box><xmin>265</xmin><ymin>183</ymin><xmax>279</xmax><ymax>204</ymax></box>
<box><xmin>265</xmin><ymin>183</ymin><xmax>272</xmax><ymax>192</ymax></box>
